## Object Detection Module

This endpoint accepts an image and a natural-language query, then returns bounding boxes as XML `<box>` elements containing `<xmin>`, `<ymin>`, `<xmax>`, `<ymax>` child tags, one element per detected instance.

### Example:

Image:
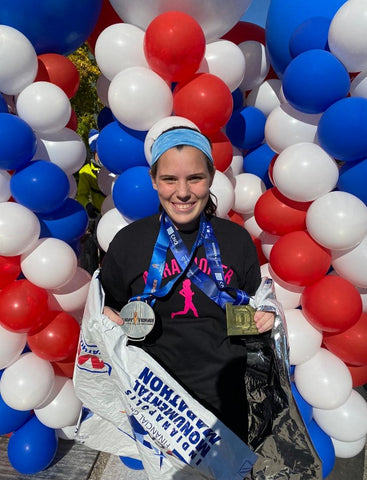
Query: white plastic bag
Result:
<box><xmin>73</xmin><ymin>270</ymin><xmax>257</xmax><ymax>480</ymax></box>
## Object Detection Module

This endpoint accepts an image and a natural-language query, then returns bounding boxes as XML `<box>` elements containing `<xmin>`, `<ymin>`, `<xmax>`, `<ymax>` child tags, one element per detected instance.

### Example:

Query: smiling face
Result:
<box><xmin>150</xmin><ymin>145</ymin><xmax>215</xmax><ymax>231</ymax></box>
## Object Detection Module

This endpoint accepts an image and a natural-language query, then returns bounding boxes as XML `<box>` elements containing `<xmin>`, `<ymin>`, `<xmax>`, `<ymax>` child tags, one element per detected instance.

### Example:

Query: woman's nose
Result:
<box><xmin>176</xmin><ymin>181</ymin><xmax>190</xmax><ymax>199</ymax></box>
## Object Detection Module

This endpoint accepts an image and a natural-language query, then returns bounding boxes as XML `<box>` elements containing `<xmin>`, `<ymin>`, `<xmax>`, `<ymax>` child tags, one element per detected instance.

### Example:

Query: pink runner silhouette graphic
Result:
<box><xmin>171</xmin><ymin>279</ymin><xmax>198</xmax><ymax>318</ymax></box>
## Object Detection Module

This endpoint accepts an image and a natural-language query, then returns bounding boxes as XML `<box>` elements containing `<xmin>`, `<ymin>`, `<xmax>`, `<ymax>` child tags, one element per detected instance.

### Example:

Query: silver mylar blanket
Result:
<box><xmin>73</xmin><ymin>271</ymin><xmax>322</xmax><ymax>480</ymax></box>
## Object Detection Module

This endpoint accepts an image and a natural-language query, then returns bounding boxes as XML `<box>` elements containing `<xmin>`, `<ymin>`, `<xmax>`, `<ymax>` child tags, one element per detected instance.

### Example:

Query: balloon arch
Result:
<box><xmin>0</xmin><ymin>0</ymin><xmax>367</xmax><ymax>476</ymax></box>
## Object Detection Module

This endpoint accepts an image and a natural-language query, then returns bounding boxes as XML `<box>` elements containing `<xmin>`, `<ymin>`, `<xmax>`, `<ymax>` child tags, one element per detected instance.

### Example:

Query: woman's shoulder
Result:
<box><xmin>210</xmin><ymin>215</ymin><xmax>252</xmax><ymax>240</ymax></box>
<box><xmin>108</xmin><ymin>213</ymin><xmax>160</xmax><ymax>248</ymax></box>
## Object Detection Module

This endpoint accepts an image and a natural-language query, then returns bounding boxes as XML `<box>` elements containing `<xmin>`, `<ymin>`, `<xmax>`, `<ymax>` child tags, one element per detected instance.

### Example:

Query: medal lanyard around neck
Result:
<box><xmin>129</xmin><ymin>212</ymin><xmax>250</xmax><ymax>309</ymax></box>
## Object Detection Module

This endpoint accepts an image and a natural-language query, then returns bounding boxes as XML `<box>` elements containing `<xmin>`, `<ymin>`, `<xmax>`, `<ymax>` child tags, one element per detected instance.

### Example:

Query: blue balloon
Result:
<box><xmin>97</xmin><ymin>106</ymin><xmax>115</xmax><ymax>130</ymax></box>
<box><xmin>289</xmin><ymin>17</ymin><xmax>331</xmax><ymax>58</ymax></box>
<box><xmin>283</xmin><ymin>49</ymin><xmax>350</xmax><ymax>114</ymax></box>
<box><xmin>0</xmin><ymin>93</ymin><xmax>8</xmax><ymax>113</ymax></box>
<box><xmin>0</xmin><ymin>113</ymin><xmax>36</xmax><ymax>170</ymax></box>
<box><xmin>97</xmin><ymin>121</ymin><xmax>148</xmax><ymax>174</ymax></box>
<box><xmin>232</xmin><ymin>88</ymin><xmax>244</xmax><ymax>111</ymax></box>
<box><xmin>317</xmin><ymin>97</ymin><xmax>367</xmax><ymax>162</ymax></box>
<box><xmin>243</xmin><ymin>143</ymin><xmax>275</xmax><ymax>188</ymax></box>
<box><xmin>0</xmin><ymin>0</ymin><xmax>103</xmax><ymax>55</ymax></box>
<box><xmin>119</xmin><ymin>456</ymin><xmax>144</xmax><ymax>470</ymax></box>
<box><xmin>37</xmin><ymin>198</ymin><xmax>88</xmax><ymax>243</ymax></box>
<box><xmin>226</xmin><ymin>106</ymin><xmax>266</xmax><ymax>150</ymax></box>
<box><xmin>266</xmin><ymin>0</ymin><xmax>347</xmax><ymax>77</ymax></box>
<box><xmin>10</xmin><ymin>160</ymin><xmax>70</xmax><ymax>214</ymax></box>
<box><xmin>112</xmin><ymin>166</ymin><xmax>160</xmax><ymax>221</ymax></box>
<box><xmin>7</xmin><ymin>415</ymin><xmax>58</xmax><ymax>474</ymax></box>
<box><xmin>306</xmin><ymin>420</ymin><xmax>335</xmax><ymax>478</ymax></box>
<box><xmin>337</xmin><ymin>158</ymin><xmax>367</xmax><ymax>205</ymax></box>
<box><xmin>0</xmin><ymin>394</ymin><xmax>32</xmax><ymax>435</ymax></box>
<box><xmin>291</xmin><ymin>382</ymin><xmax>312</xmax><ymax>425</ymax></box>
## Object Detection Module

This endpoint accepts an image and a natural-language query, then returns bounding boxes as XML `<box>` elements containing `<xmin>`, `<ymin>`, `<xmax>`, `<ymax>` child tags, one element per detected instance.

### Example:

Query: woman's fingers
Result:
<box><xmin>254</xmin><ymin>311</ymin><xmax>275</xmax><ymax>333</ymax></box>
<box><xmin>103</xmin><ymin>306</ymin><xmax>123</xmax><ymax>325</ymax></box>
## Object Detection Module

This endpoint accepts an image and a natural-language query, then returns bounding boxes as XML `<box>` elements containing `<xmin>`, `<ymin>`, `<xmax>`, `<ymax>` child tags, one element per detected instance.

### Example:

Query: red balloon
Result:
<box><xmin>221</xmin><ymin>21</ymin><xmax>266</xmax><ymax>45</ymax></box>
<box><xmin>254</xmin><ymin>187</ymin><xmax>310</xmax><ymax>236</ymax></box>
<box><xmin>208</xmin><ymin>130</ymin><xmax>233</xmax><ymax>172</ymax></box>
<box><xmin>0</xmin><ymin>255</ymin><xmax>21</xmax><ymax>289</ymax></box>
<box><xmin>323</xmin><ymin>312</ymin><xmax>367</xmax><ymax>366</ymax></box>
<box><xmin>27</xmin><ymin>311</ymin><xmax>80</xmax><ymax>362</ymax></box>
<box><xmin>173</xmin><ymin>73</ymin><xmax>233</xmax><ymax>134</ymax></box>
<box><xmin>346</xmin><ymin>363</ymin><xmax>367</xmax><ymax>387</ymax></box>
<box><xmin>269</xmin><ymin>231</ymin><xmax>331</xmax><ymax>286</ymax></box>
<box><xmin>35</xmin><ymin>53</ymin><xmax>80</xmax><ymax>99</ymax></box>
<box><xmin>87</xmin><ymin>0</ymin><xmax>122</xmax><ymax>54</ymax></box>
<box><xmin>228</xmin><ymin>209</ymin><xmax>244</xmax><ymax>227</ymax></box>
<box><xmin>0</xmin><ymin>280</ymin><xmax>49</xmax><ymax>333</ymax></box>
<box><xmin>144</xmin><ymin>11</ymin><xmax>205</xmax><ymax>83</ymax></box>
<box><xmin>66</xmin><ymin>108</ymin><xmax>78</xmax><ymax>131</ymax></box>
<box><xmin>52</xmin><ymin>353</ymin><xmax>77</xmax><ymax>379</ymax></box>
<box><xmin>301</xmin><ymin>275</ymin><xmax>363</xmax><ymax>333</ymax></box>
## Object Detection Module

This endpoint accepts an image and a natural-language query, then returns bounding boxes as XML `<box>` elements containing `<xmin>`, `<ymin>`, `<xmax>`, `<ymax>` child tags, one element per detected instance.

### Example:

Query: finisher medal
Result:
<box><xmin>119</xmin><ymin>301</ymin><xmax>155</xmax><ymax>341</ymax></box>
<box><xmin>226</xmin><ymin>303</ymin><xmax>259</xmax><ymax>336</ymax></box>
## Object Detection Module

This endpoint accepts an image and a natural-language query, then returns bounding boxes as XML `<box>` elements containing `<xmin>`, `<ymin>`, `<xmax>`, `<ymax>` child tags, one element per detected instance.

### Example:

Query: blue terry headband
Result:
<box><xmin>151</xmin><ymin>128</ymin><xmax>214</xmax><ymax>166</ymax></box>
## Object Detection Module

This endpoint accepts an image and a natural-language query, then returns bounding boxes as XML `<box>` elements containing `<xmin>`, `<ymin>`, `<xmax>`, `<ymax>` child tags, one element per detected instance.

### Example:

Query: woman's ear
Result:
<box><xmin>209</xmin><ymin>166</ymin><xmax>216</xmax><ymax>188</ymax></box>
<box><xmin>149</xmin><ymin>170</ymin><xmax>158</xmax><ymax>190</ymax></box>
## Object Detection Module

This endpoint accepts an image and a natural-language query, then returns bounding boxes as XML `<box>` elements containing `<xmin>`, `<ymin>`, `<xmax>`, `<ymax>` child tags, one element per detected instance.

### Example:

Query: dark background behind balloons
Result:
<box><xmin>0</xmin><ymin>0</ymin><xmax>103</xmax><ymax>55</ymax></box>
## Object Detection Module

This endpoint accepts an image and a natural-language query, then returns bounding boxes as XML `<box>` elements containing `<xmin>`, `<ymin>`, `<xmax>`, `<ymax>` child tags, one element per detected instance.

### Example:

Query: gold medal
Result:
<box><xmin>226</xmin><ymin>303</ymin><xmax>259</xmax><ymax>336</ymax></box>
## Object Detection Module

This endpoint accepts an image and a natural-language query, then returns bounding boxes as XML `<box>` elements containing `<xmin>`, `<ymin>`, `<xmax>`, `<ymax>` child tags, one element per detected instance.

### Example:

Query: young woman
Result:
<box><xmin>100</xmin><ymin>127</ymin><xmax>275</xmax><ymax>443</ymax></box>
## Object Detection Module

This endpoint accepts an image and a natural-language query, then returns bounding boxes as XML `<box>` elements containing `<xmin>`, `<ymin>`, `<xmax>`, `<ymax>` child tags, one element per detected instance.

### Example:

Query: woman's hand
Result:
<box><xmin>103</xmin><ymin>306</ymin><xmax>124</xmax><ymax>326</ymax></box>
<box><xmin>254</xmin><ymin>310</ymin><xmax>275</xmax><ymax>333</ymax></box>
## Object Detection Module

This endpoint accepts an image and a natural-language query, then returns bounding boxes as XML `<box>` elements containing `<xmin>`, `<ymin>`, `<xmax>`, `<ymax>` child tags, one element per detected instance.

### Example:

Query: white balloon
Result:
<box><xmin>265</xmin><ymin>102</ymin><xmax>320</xmax><ymax>154</ymax></box>
<box><xmin>0</xmin><ymin>25</ymin><xmax>38</xmax><ymax>95</ymax></box>
<box><xmin>0</xmin><ymin>325</ymin><xmax>27</xmax><ymax>369</ymax></box>
<box><xmin>313</xmin><ymin>389</ymin><xmax>367</xmax><ymax>442</ymax></box>
<box><xmin>98</xmin><ymin>167</ymin><xmax>116</xmax><ymax>196</ymax></box>
<box><xmin>328</xmin><ymin>0</ymin><xmax>367</xmax><ymax>72</ymax></box>
<box><xmin>331</xmin><ymin>435</ymin><xmax>366</xmax><ymax>459</ymax></box>
<box><xmin>0</xmin><ymin>202</ymin><xmax>40</xmax><ymax>256</ymax></box>
<box><xmin>272</xmin><ymin>143</ymin><xmax>339</xmax><ymax>202</ymax></box>
<box><xmin>48</xmin><ymin>266</ymin><xmax>91</xmax><ymax>313</ymax></box>
<box><xmin>199</xmin><ymin>40</ymin><xmax>245</xmax><ymax>92</ymax></box>
<box><xmin>261</xmin><ymin>263</ymin><xmax>304</xmax><ymax>310</ymax></box>
<box><xmin>68</xmin><ymin>174</ymin><xmax>77</xmax><ymax>199</ymax></box>
<box><xmin>294</xmin><ymin>348</ymin><xmax>352</xmax><ymax>409</ymax></box>
<box><xmin>108</xmin><ymin>0</ymin><xmax>252</xmax><ymax>43</ymax></box>
<box><xmin>350</xmin><ymin>70</ymin><xmax>367</xmax><ymax>98</ymax></box>
<box><xmin>100</xmin><ymin>194</ymin><xmax>114</xmax><ymax>215</ymax></box>
<box><xmin>96</xmin><ymin>74</ymin><xmax>110</xmax><ymax>106</ymax></box>
<box><xmin>108</xmin><ymin>66</ymin><xmax>173</xmax><ymax>131</ymax></box>
<box><xmin>33</xmin><ymin>128</ymin><xmax>87</xmax><ymax>175</ymax></box>
<box><xmin>35</xmin><ymin>376</ymin><xmax>82</xmax><ymax>429</ymax></box>
<box><xmin>246</xmin><ymin>79</ymin><xmax>283</xmax><ymax>117</ymax></box>
<box><xmin>356</xmin><ymin>286</ymin><xmax>367</xmax><ymax>312</ymax></box>
<box><xmin>284</xmin><ymin>308</ymin><xmax>322</xmax><ymax>366</ymax></box>
<box><xmin>21</xmin><ymin>238</ymin><xmax>78</xmax><ymax>289</ymax></box>
<box><xmin>238</xmin><ymin>41</ymin><xmax>270</xmax><ymax>92</ymax></box>
<box><xmin>229</xmin><ymin>147</ymin><xmax>244</xmax><ymax>176</ymax></box>
<box><xmin>210</xmin><ymin>170</ymin><xmax>235</xmax><ymax>218</ymax></box>
<box><xmin>0</xmin><ymin>170</ymin><xmax>11</xmax><ymax>202</ymax></box>
<box><xmin>243</xmin><ymin>213</ymin><xmax>263</xmax><ymax>238</ymax></box>
<box><xmin>16</xmin><ymin>81</ymin><xmax>71</xmax><ymax>134</ymax></box>
<box><xmin>332</xmin><ymin>234</ymin><xmax>367</xmax><ymax>288</ymax></box>
<box><xmin>259</xmin><ymin>231</ymin><xmax>280</xmax><ymax>260</ymax></box>
<box><xmin>95</xmin><ymin>23</ymin><xmax>148</xmax><ymax>81</ymax></box>
<box><xmin>97</xmin><ymin>208</ymin><xmax>130</xmax><ymax>252</ymax></box>
<box><xmin>0</xmin><ymin>352</ymin><xmax>55</xmax><ymax>410</ymax></box>
<box><xmin>307</xmin><ymin>191</ymin><xmax>367</xmax><ymax>250</ymax></box>
<box><xmin>233</xmin><ymin>173</ymin><xmax>266</xmax><ymax>214</ymax></box>
<box><xmin>57</xmin><ymin>424</ymin><xmax>78</xmax><ymax>441</ymax></box>
<box><xmin>144</xmin><ymin>116</ymin><xmax>199</xmax><ymax>165</ymax></box>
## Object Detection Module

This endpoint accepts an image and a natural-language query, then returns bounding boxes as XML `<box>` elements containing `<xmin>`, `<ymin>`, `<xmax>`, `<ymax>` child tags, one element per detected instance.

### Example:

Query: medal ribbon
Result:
<box><xmin>130</xmin><ymin>212</ymin><xmax>250</xmax><ymax>309</ymax></box>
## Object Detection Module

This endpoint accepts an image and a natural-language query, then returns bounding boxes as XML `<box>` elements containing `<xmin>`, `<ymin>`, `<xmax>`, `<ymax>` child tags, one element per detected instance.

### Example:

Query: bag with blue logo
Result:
<box><xmin>73</xmin><ymin>270</ymin><xmax>258</xmax><ymax>480</ymax></box>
